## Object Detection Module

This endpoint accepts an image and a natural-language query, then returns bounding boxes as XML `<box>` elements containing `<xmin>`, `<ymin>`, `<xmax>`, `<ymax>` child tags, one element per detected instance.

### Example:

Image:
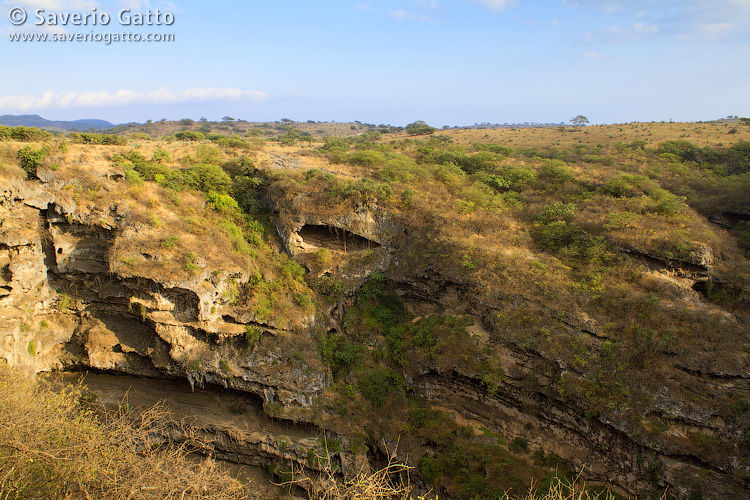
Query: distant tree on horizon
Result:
<box><xmin>571</xmin><ymin>115</ymin><xmax>589</xmax><ymax>127</ymax></box>
<box><xmin>405</xmin><ymin>120</ymin><xmax>436</xmax><ymax>135</ymax></box>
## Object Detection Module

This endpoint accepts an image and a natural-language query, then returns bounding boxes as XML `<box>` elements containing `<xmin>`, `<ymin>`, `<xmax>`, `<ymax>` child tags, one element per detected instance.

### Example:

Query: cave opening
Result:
<box><xmin>298</xmin><ymin>224</ymin><xmax>380</xmax><ymax>252</ymax></box>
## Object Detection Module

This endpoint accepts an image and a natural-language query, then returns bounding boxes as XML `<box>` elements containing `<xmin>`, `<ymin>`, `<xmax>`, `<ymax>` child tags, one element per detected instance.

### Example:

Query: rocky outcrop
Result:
<box><xmin>0</xmin><ymin>177</ymin><xmax>327</xmax><ymax>409</ymax></box>
<box><xmin>2</xmin><ymin>170</ymin><xmax>749</xmax><ymax>500</ymax></box>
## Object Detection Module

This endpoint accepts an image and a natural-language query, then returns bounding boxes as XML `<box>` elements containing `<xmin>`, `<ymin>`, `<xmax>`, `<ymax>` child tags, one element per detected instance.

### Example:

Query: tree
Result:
<box><xmin>404</xmin><ymin>120</ymin><xmax>436</xmax><ymax>136</ymax></box>
<box><xmin>570</xmin><ymin>115</ymin><xmax>589</xmax><ymax>127</ymax></box>
<box><xmin>17</xmin><ymin>145</ymin><xmax>50</xmax><ymax>179</ymax></box>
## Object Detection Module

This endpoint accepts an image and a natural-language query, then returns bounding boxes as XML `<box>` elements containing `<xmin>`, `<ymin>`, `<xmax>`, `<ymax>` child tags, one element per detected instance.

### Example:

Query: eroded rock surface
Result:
<box><xmin>2</xmin><ymin>171</ymin><xmax>749</xmax><ymax>500</ymax></box>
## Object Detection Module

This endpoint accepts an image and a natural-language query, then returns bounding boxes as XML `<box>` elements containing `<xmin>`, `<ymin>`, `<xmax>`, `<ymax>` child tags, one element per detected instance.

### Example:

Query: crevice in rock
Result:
<box><xmin>620</xmin><ymin>246</ymin><xmax>709</xmax><ymax>277</ymax></box>
<box><xmin>298</xmin><ymin>224</ymin><xmax>380</xmax><ymax>252</ymax></box>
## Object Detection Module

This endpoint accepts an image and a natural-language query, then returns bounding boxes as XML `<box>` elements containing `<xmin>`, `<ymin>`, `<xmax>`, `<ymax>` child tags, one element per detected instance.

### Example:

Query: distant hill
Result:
<box><xmin>0</xmin><ymin>114</ymin><xmax>115</xmax><ymax>131</ymax></box>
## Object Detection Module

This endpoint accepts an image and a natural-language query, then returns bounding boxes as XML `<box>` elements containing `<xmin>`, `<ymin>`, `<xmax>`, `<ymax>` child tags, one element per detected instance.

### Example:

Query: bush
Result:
<box><xmin>222</xmin><ymin>156</ymin><xmax>255</xmax><ymax>178</ymax></box>
<box><xmin>10</xmin><ymin>126</ymin><xmax>52</xmax><ymax>142</ymax></box>
<box><xmin>509</xmin><ymin>437</ymin><xmax>530</xmax><ymax>454</ymax></box>
<box><xmin>358</xmin><ymin>368</ymin><xmax>402</xmax><ymax>407</ymax></box>
<box><xmin>72</xmin><ymin>133</ymin><xmax>127</xmax><ymax>145</ymax></box>
<box><xmin>459</xmin><ymin>151</ymin><xmax>499</xmax><ymax>174</ymax></box>
<box><xmin>539</xmin><ymin>159</ymin><xmax>575</xmax><ymax>183</ymax></box>
<box><xmin>473</xmin><ymin>143</ymin><xmax>513</xmax><ymax>156</ymax></box>
<box><xmin>175</xmin><ymin>131</ymin><xmax>205</xmax><ymax>141</ymax></box>
<box><xmin>347</xmin><ymin>150</ymin><xmax>385</xmax><ymax>168</ymax></box>
<box><xmin>535</xmin><ymin>202</ymin><xmax>576</xmax><ymax>224</ymax></box>
<box><xmin>17</xmin><ymin>145</ymin><xmax>49</xmax><ymax>179</ymax></box>
<box><xmin>185</xmin><ymin>164</ymin><xmax>232</xmax><ymax>194</ymax></box>
<box><xmin>499</xmin><ymin>164</ymin><xmax>538</xmax><ymax>191</ymax></box>
<box><xmin>405</xmin><ymin>120</ymin><xmax>436</xmax><ymax>136</ymax></box>
<box><xmin>650</xmin><ymin>189</ymin><xmax>687</xmax><ymax>216</ymax></box>
<box><xmin>379</xmin><ymin>154</ymin><xmax>420</xmax><ymax>182</ymax></box>
<box><xmin>318</xmin><ymin>137</ymin><xmax>350</xmax><ymax>153</ymax></box>
<box><xmin>320</xmin><ymin>333</ymin><xmax>362</xmax><ymax>379</ymax></box>
<box><xmin>151</xmin><ymin>149</ymin><xmax>172</xmax><ymax>164</ymax></box>
<box><xmin>532</xmin><ymin>221</ymin><xmax>581</xmax><ymax>253</ymax></box>
<box><xmin>481</xmin><ymin>174</ymin><xmax>512</xmax><ymax>192</ymax></box>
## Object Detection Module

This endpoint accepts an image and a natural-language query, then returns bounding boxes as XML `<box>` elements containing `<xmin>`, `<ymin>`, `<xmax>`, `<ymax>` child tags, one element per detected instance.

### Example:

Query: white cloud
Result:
<box><xmin>567</xmin><ymin>0</ymin><xmax>750</xmax><ymax>40</ymax></box>
<box><xmin>418</xmin><ymin>0</ymin><xmax>441</xmax><ymax>10</ymax></box>
<box><xmin>697</xmin><ymin>22</ymin><xmax>733</xmax><ymax>39</ymax></box>
<box><xmin>388</xmin><ymin>1</ymin><xmax>443</xmax><ymax>22</ymax></box>
<box><xmin>117</xmin><ymin>0</ymin><xmax>149</xmax><ymax>9</ymax></box>
<box><xmin>471</xmin><ymin>0</ymin><xmax>519</xmax><ymax>12</ymax></box>
<box><xmin>0</xmin><ymin>87</ymin><xmax>268</xmax><ymax>111</ymax></box>
<box><xmin>581</xmin><ymin>22</ymin><xmax>659</xmax><ymax>43</ymax></box>
<box><xmin>583</xmin><ymin>51</ymin><xmax>603</xmax><ymax>59</ymax></box>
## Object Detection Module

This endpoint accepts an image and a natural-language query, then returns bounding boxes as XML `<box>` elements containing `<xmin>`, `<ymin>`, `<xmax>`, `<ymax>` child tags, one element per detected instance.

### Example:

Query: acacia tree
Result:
<box><xmin>404</xmin><ymin>120</ymin><xmax>436</xmax><ymax>135</ymax></box>
<box><xmin>571</xmin><ymin>115</ymin><xmax>589</xmax><ymax>127</ymax></box>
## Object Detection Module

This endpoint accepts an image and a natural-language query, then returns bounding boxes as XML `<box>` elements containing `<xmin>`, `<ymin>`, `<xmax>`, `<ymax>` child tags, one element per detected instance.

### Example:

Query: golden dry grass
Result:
<box><xmin>428</xmin><ymin>122</ymin><xmax>750</xmax><ymax>149</ymax></box>
<box><xmin>0</xmin><ymin>366</ymin><xmax>252</xmax><ymax>499</ymax></box>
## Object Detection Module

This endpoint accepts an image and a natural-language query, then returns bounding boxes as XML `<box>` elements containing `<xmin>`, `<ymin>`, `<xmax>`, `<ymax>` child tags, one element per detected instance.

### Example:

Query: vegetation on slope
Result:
<box><xmin>1</xmin><ymin>120</ymin><xmax>749</xmax><ymax>499</ymax></box>
<box><xmin>0</xmin><ymin>366</ymin><xmax>251</xmax><ymax>499</ymax></box>
<box><xmin>265</xmin><ymin>123</ymin><xmax>750</xmax><ymax>499</ymax></box>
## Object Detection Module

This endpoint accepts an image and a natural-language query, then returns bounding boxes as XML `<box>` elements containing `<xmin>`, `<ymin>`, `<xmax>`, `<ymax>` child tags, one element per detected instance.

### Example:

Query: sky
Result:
<box><xmin>0</xmin><ymin>0</ymin><xmax>748</xmax><ymax>126</ymax></box>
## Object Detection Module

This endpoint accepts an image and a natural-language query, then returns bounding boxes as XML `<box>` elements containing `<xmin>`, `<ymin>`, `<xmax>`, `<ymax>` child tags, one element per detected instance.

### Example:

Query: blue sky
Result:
<box><xmin>0</xmin><ymin>0</ymin><xmax>748</xmax><ymax>126</ymax></box>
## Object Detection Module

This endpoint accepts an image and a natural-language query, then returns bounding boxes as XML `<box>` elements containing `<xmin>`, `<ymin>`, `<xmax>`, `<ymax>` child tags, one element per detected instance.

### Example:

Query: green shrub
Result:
<box><xmin>509</xmin><ymin>437</ymin><xmax>529</xmax><ymax>454</ymax></box>
<box><xmin>535</xmin><ymin>202</ymin><xmax>576</xmax><ymax>224</ymax></box>
<box><xmin>473</xmin><ymin>143</ymin><xmax>513</xmax><ymax>156</ymax></box>
<box><xmin>185</xmin><ymin>164</ymin><xmax>232</xmax><ymax>194</ymax></box>
<box><xmin>319</xmin><ymin>137</ymin><xmax>350</xmax><ymax>153</ymax></box>
<box><xmin>532</xmin><ymin>221</ymin><xmax>581</xmax><ymax>253</ymax></box>
<box><xmin>17</xmin><ymin>145</ymin><xmax>49</xmax><ymax>179</ymax></box>
<box><xmin>10</xmin><ymin>126</ymin><xmax>52</xmax><ymax>142</ymax></box>
<box><xmin>650</xmin><ymin>189</ymin><xmax>687</xmax><ymax>216</ymax></box>
<box><xmin>245</xmin><ymin>325</ymin><xmax>262</xmax><ymax>348</ymax></box>
<box><xmin>539</xmin><ymin>159</ymin><xmax>575</xmax><ymax>183</ymax></box>
<box><xmin>222</xmin><ymin>156</ymin><xmax>256</xmax><ymax>178</ymax></box>
<box><xmin>358</xmin><ymin>368</ymin><xmax>402</xmax><ymax>407</ymax></box>
<box><xmin>175</xmin><ymin>131</ymin><xmax>205</xmax><ymax>141</ymax></box>
<box><xmin>460</xmin><ymin>151</ymin><xmax>499</xmax><ymax>174</ymax></box>
<box><xmin>499</xmin><ymin>164</ymin><xmax>538</xmax><ymax>191</ymax></box>
<box><xmin>57</xmin><ymin>292</ymin><xmax>71</xmax><ymax>311</ymax></box>
<box><xmin>379</xmin><ymin>154</ymin><xmax>419</xmax><ymax>182</ymax></box>
<box><xmin>320</xmin><ymin>333</ymin><xmax>361</xmax><ymax>379</ymax></box>
<box><xmin>160</xmin><ymin>236</ymin><xmax>181</xmax><ymax>249</ymax></box>
<box><xmin>418</xmin><ymin>455</ymin><xmax>440</xmax><ymax>482</ymax></box>
<box><xmin>348</xmin><ymin>150</ymin><xmax>385</xmax><ymax>168</ymax></box>
<box><xmin>124</xmin><ymin>169</ymin><xmax>144</xmax><ymax>186</ymax></box>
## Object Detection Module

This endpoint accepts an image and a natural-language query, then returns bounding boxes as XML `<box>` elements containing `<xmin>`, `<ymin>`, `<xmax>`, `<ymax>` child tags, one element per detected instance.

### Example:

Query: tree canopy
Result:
<box><xmin>570</xmin><ymin>115</ymin><xmax>589</xmax><ymax>127</ymax></box>
<box><xmin>405</xmin><ymin>121</ymin><xmax>436</xmax><ymax>136</ymax></box>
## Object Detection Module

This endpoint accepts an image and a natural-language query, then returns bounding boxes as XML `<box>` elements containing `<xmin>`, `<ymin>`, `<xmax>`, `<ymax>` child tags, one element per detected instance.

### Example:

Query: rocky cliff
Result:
<box><xmin>1</xmin><ymin>145</ymin><xmax>749</xmax><ymax>500</ymax></box>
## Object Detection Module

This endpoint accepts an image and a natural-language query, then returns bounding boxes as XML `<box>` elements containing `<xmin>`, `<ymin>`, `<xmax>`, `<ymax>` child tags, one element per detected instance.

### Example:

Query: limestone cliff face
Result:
<box><xmin>0</xmin><ymin>177</ymin><xmax>325</xmax><ymax>409</ymax></box>
<box><xmin>2</xmin><ymin>171</ymin><xmax>749</xmax><ymax>500</ymax></box>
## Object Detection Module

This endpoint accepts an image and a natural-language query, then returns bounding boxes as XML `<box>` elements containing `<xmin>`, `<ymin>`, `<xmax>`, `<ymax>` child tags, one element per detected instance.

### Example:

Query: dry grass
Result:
<box><xmin>278</xmin><ymin>445</ymin><xmax>413</xmax><ymax>500</ymax></box>
<box><xmin>0</xmin><ymin>366</ymin><xmax>252</xmax><ymax>499</ymax></box>
<box><xmin>430</xmin><ymin>122</ymin><xmax>750</xmax><ymax>149</ymax></box>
